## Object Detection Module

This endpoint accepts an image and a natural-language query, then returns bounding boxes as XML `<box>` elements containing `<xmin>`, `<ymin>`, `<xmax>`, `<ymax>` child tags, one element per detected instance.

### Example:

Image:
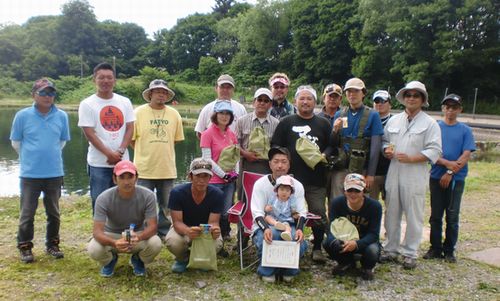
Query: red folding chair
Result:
<box><xmin>227</xmin><ymin>171</ymin><xmax>264</xmax><ymax>270</ymax></box>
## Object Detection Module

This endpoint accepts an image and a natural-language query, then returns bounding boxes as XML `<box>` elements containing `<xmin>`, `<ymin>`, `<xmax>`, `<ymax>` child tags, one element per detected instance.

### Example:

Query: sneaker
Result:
<box><xmin>274</xmin><ymin>222</ymin><xmax>287</xmax><ymax>231</ymax></box>
<box><xmin>332</xmin><ymin>262</ymin><xmax>353</xmax><ymax>276</ymax></box>
<box><xmin>261</xmin><ymin>275</ymin><xmax>276</xmax><ymax>283</ymax></box>
<box><xmin>379</xmin><ymin>251</ymin><xmax>399</xmax><ymax>263</ymax></box>
<box><xmin>19</xmin><ymin>245</ymin><xmax>34</xmax><ymax>263</ymax></box>
<box><xmin>402</xmin><ymin>256</ymin><xmax>417</xmax><ymax>269</ymax></box>
<box><xmin>46</xmin><ymin>245</ymin><xmax>64</xmax><ymax>259</ymax></box>
<box><xmin>444</xmin><ymin>252</ymin><xmax>457</xmax><ymax>263</ymax></box>
<box><xmin>100</xmin><ymin>252</ymin><xmax>118</xmax><ymax>277</ymax></box>
<box><xmin>361</xmin><ymin>268</ymin><xmax>375</xmax><ymax>280</ymax></box>
<box><xmin>130</xmin><ymin>253</ymin><xmax>146</xmax><ymax>276</ymax></box>
<box><xmin>312</xmin><ymin>249</ymin><xmax>327</xmax><ymax>263</ymax></box>
<box><xmin>282</xmin><ymin>275</ymin><xmax>294</xmax><ymax>283</ymax></box>
<box><xmin>280</xmin><ymin>231</ymin><xmax>292</xmax><ymax>241</ymax></box>
<box><xmin>171</xmin><ymin>260</ymin><xmax>188</xmax><ymax>273</ymax></box>
<box><xmin>423</xmin><ymin>248</ymin><xmax>443</xmax><ymax>260</ymax></box>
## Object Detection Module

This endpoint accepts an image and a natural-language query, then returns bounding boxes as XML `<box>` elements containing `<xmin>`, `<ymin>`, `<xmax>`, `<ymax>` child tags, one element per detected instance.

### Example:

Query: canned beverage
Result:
<box><xmin>342</xmin><ymin>117</ymin><xmax>348</xmax><ymax>128</ymax></box>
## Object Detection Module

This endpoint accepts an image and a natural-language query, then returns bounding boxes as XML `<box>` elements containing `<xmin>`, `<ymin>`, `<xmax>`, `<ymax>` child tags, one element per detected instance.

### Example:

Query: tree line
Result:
<box><xmin>0</xmin><ymin>0</ymin><xmax>498</xmax><ymax>111</ymax></box>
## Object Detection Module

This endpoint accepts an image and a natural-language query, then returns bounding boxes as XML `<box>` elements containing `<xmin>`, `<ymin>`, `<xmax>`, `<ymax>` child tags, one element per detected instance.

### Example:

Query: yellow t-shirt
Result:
<box><xmin>132</xmin><ymin>104</ymin><xmax>185</xmax><ymax>179</ymax></box>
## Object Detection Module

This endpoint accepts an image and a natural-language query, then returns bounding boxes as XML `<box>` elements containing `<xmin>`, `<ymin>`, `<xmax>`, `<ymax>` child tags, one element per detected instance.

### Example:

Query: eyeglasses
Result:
<box><xmin>152</xmin><ymin>79</ymin><xmax>167</xmax><ymax>86</ymax></box>
<box><xmin>192</xmin><ymin>163</ymin><xmax>212</xmax><ymax>171</ymax></box>
<box><xmin>273</xmin><ymin>85</ymin><xmax>287</xmax><ymax>90</ymax></box>
<box><xmin>346</xmin><ymin>188</ymin><xmax>363</xmax><ymax>193</ymax></box>
<box><xmin>404</xmin><ymin>93</ymin><xmax>421</xmax><ymax>98</ymax></box>
<box><xmin>36</xmin><ymin>90</ymin><xmax>56</xmax><ymax>97</ymax></box>
<box><xmin>256</xmin><ymin>97</ymin><xmax>271</xmax><ymax>103</ymax></box>
<box><xmin>374</xmin><ymin>98</ymin><xmax>389</xmax><ymax>104</ymax></box>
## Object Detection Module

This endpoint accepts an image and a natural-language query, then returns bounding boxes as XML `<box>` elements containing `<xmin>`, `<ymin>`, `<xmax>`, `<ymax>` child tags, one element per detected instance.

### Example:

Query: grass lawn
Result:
<box><xmin>0</xmin><ymin>162</ymin><xmax>499</xmax><ymax>300</ymax></box>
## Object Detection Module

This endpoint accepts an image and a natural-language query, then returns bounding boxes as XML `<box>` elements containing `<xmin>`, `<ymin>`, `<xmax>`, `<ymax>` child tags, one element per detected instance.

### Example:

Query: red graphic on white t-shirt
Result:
<box><xmin>99</xmin><ymin>106</ymin><xmax>124</xmax><ymax>132</ymax></box>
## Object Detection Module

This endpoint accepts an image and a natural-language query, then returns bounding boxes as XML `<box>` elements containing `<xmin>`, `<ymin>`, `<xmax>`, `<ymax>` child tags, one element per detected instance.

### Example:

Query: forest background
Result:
<box><xmin>0</xmin><ymin>0</ymin><xmax>498</xmax><ymax>113</ymax></box>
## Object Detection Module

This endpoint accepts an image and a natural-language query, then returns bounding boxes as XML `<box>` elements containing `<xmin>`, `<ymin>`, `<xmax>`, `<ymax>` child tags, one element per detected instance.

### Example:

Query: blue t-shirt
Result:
<box><xmin>430</xmin><ymin>121</ymin><xmax>476</xmax><ymax>181</ymax></box>
<box><xmin>334</xmin><ymin>106</ymin><xmax>384</xmax><ymax>139</ymax></box>
<box><xmin>168</xmin><ymin>183</ymin><xmax>224</xmax><ymax>227</ymax></box>
<box><xmin>10</xmin><ymin>104</ymin><xmax>70</xmax><ymax>178</ymax></box>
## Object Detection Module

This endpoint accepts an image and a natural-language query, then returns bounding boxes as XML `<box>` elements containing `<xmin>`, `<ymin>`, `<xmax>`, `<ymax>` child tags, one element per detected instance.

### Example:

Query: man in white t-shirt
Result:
<box><xmin>78</xmin><ymin>62</ymin><xmax>135</xmax><ymax>212</ymax></box>
<box><xmin>194</xmin><ymin>74</ymin><xmax>247</xmax><ymax>138</ymax></box>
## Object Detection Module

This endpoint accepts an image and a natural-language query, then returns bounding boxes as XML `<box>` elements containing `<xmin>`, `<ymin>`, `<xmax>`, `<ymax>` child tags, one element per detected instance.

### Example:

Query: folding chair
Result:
<box><xmin>227</xmin><ymin>171</ymin><xmax>264</xmax><ymax>270</ymax></box>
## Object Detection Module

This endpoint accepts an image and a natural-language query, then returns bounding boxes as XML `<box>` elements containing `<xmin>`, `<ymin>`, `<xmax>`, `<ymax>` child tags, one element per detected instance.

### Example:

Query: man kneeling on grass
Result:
<box><xmin>87</xmin><ymin>160</ymin><xmax>162</xmax><ymax>277</ymax></box>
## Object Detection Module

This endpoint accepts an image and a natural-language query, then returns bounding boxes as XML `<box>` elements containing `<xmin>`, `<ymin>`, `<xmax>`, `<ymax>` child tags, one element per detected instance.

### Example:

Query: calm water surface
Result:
<box><xmin>0</xmin><ymin>108</ymin><xmax>200</xmax><ymax>197</ymax></box>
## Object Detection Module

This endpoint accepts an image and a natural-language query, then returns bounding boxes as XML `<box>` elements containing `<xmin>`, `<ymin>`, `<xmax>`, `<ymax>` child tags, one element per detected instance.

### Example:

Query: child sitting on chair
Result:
<box><xmin>264</xmin><ymin>175</ymin><xmax>300</xmax><ymax>241</ymax></box>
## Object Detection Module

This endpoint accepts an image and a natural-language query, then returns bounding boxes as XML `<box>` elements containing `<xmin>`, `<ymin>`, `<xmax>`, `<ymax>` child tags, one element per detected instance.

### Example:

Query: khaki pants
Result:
<box><xmin>165</xmin><ymin>227</ymin><xmax>223</xmax><ymax>262</ymax></box>
<box><xmin>87</xmin><ymin>232</ymin><xmax>162</xmax><ymax>266</ymax></box>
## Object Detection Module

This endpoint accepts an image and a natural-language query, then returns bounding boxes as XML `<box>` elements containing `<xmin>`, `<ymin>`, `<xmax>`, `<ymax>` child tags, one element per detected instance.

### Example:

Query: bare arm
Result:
<box><xmin>207</xmin><ymin>212</ymin><xmax>221</xmax><ymax>240</ymax></box>
<box><xmin>92</xmin><ymin>221</ymin><xmax>128</xmax><ymax>253</ymax></box>
<box><xmin>81</xmin><ymin>127</ymin><xmax>122</xmax><ymax>164</ymax></box>
<box><xmin>171</xmin><ymin>210</ymin><xmax>201</xmax><ymax>240</ymax></box>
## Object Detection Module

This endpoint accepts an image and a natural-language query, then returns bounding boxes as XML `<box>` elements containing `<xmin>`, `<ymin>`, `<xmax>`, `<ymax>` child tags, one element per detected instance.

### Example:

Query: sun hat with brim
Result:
<box><xmin>330</xmin><ymin>217</ymin><xmax>359</xmax><ymax>241</ymax></box>
<box><xmin>343</xmin><ymin>173</ymin><xmax>366</xmax><ymax>191</ymax></box>
<box><xmin>274</xmin><ymin>175</ymin><xmax>295</xmax><ymax>193</ymax></box>
<box><xmin>253</xmin><ymin>88</ymin><xmax>273</xmax><ymax>100</ymax></box>
<box><xmin>441</xmin><ymin>93</ymin><xmax>462</xmax><ymax>105</ymax></box>
<box><xmin>189</xmin><ymin>158</ymin><xmax>213</xmax><ymax>176</ymax></box>
<box><xmin>214</xmin><ymin>101</ymin><xmax>234</xmax><ymax>114</ymax></box>
<box><xmin>113</xmin><ymin>160</ymin><xmax>137</xmax><ymax>176</ymax></box>
<box><xmin>395</xmin><ymin>81</ymin><xmax>429</xmax><ymax>107</ymax></box>
<box><xmin>142</xmin><ymin>79</ymin><xmax>175</xmax><ymax>103</ymax></box>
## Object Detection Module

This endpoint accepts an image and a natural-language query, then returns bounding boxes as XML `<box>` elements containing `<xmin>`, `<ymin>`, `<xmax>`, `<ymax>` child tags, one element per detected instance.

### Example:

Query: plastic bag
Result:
<box><xmin>295</xmin><ymin>137</ymin><xmax>327</xmax><ymax>169</ymax></box>
<box><xmin>187</xmin><ymin>233</ymin><xmax>217</xmax><ymax>271</ymax></box>
<box><xmin>247</xmin><ymin>127</ymin><xmax>270</xmax><ymax>160</ymax></box>
<box><xmin>330</xmin><ymin>217</ymin><xmax>359</xmax><ymax>241</ymax></box>
<box><xmin>218</xmin><ymin>145</ymin><xmax>240</xmax><ymax>172</ymax></box>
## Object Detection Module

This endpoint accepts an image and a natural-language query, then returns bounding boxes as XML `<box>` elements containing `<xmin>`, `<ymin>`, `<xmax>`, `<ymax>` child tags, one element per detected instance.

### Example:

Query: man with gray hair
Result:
<box><xmin>272</xmin><ymin>85</ymin><xmax>333</xmax><ymax>262</ymax></box>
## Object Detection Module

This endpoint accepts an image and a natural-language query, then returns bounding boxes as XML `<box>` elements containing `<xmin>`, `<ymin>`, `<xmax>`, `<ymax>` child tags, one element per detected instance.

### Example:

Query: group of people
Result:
<box><xmin>10</xmin><ymin>63</ymin><xmax>475</xmax><ymax>282</ymax></box>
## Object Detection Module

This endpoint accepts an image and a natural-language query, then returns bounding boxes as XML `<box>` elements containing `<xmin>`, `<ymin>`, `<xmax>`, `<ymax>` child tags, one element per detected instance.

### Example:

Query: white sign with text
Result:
<box><xmin>261</xmin><ymin>240</ymin><xmax>300</xmax><ymax>269</ymax></box>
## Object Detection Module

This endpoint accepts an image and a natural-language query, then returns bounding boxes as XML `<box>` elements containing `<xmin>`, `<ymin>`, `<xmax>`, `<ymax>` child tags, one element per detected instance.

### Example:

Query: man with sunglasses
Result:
<box><xmin>10</xmin><ymin>78</ymin><xmax>70</xmax><ymax>263</ymax></box>
<box><xmin>317</xmin><ymin>83</ymin><xmax>343</xmax><ymax>128</ymax></box>
<box><xmin>424</xmin><ymin>94</ymin><xmax>475</xmax><ymax>263</ymax></box>
<box><xmin>381</xmin><ymin>81</ymin><xmax>442</xmax><ymax>269</ymax></box>
<box><xmin>269</xmin><ymin>73</ymin><xmax>296</xmax><ymax>120</ymax></box>
<box><xmin>369</xmin><ymin>90</ymin><xmax>393</xmax><ymax>201</ymax></box>
<box><xmin>323</xmin><ymin>174</ymin><xmax>382</xmax><ymax>280</ymax></box>
<box><xmin>78</xmin><ymin>62</ymin><xmax>135</xmax><ymax>213</ymax></box>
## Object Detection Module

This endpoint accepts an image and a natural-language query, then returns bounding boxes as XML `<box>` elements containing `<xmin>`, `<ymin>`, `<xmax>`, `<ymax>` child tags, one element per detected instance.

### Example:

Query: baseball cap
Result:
<box><xmin>441</xmin><ymin>93</ymin><xmax>462</xmax><ymax>105</ymax></box>
<box><xmin>270</xmin><ymin>77</ymin><xmax>289</xmax><ymax>87</ymax></box>
<box><xmin>373</xmin><ymin>90</ymin><xmax>391</xmax><ymax>102</ymax></box>
<box><xmin>344</xmin><ymin>78</ymin><xmax>366</xmax><ymax>92</ymax></box>
<box><xmin>32</xmin><ymin>78</ymin><xmax>56</xmax><ymax>93</ymax></box>
<box><xmin>189</xmin><ymin>158</ymin><xmax>213</xmax><ymax>176</ymax></box>
<box><xmin>323</xmin><ymin>84</ymin><xmax>343</xmax><ymax>96</ymax></box>
<box><xmin>343</xmin><ymin>173</ymin><xmax>366</xmax><ymax>192</ymax></box>
<box><xmin>274</xmin><ymin>175</ymin><xmax>295</xmax><ymax>193</ymax></box>
<box><xmin>217</xmin><ymin>74</ymin><xmax>235</xmax><ymax>88</ymax></box>
<box><xmin>268</xmin><ymin>146</ymin><xmax>291</xmax><ymax>161</ymax></box>
<box><xmin>214</xmin><ymin>101</ymin><xmax>233</xmax><ymax>113</ymax></box>
<box><xmin>253</xmin><ymin>88</ymin><xmax>273</xmax><ymax>100</ymax></box>
<box><xmin>113</xmin><ymin>160</ymin><xmax>137</xmax><ymax>176</ymax></box>
<box><xmin>142</xmin><ymin>79</ymin><xmax>175</xmax><ymax>102</ymax></box>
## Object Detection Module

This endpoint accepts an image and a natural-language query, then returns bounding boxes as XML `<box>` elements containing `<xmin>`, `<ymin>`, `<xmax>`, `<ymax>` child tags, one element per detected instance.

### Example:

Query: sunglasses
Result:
<box><xmin>256</xmin><ymin>98</ymin><xmax>271</xmax><ymax>103</ymax></box>
<box><xmin>404</xmin><ymin>93</ymin><xmax>421</xmax><ymax>98</ymax></box>
<box><xmin>346</xmin><ymin>188</ymin><xmax>363</xmax><ymax>193</ymax></box>
<box><xmin>36</xmin><ymin>90</ymin><xmax>56</xmax><ymax>97</ymax></box>
<box><xmin>374</xmin><ymin>98</ymin><xmax>389</xmax><ymax>104</ymax></box>
<box><xmin>152</xmin><ymin>79</ymin><xmax>167</xmax><ymax>86</ymax></box>
<box><xmin>273</xmin><ymin>85</ymin><xmax>287</xmax><ymax>90</ymax></box>
<box><xmin>192</xmin><ymin>164</ymin><xmax>212</xmax><ymax>170</ymax></box>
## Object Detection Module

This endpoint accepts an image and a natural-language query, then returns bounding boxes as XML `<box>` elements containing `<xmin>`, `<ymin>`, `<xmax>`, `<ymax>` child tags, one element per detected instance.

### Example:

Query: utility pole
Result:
<box><xmin>472</xmin><ymin>88</ymin><xmax>478</xmax><ymax>119</ymax></box>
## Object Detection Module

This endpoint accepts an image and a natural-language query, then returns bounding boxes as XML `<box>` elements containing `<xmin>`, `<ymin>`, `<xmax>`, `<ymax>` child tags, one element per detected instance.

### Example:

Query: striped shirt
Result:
<box><xmin>235</xmin><ymin>112</ymin><xmax>279</xmax><ymax>150</ymax></box>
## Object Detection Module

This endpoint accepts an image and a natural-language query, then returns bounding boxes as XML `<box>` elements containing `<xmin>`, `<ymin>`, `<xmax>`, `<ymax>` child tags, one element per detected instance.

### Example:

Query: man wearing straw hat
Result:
<box><xmin>380</xmin><ymin>81</ymin><xmax>442</xmax><ymax>269</ymax></box>
<box><xmin>132</xmin><ymin>79</ymin><xmax>184</xmax><ymax>239</ymax></box>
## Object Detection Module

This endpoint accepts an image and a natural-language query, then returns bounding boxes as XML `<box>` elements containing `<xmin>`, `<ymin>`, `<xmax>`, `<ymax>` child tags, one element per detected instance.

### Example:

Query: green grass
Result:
<box><xmin>0</xmin><ymin>162</ymin><xmax>499</xmax><ymax>300</ymax></box>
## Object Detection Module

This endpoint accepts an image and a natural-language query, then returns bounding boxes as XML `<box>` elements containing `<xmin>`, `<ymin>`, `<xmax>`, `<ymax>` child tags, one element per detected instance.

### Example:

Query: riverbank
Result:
<box><xmin>0</xmin><ymin>161</ymin><xmax>498</xmax><ymax>300</ymax></box>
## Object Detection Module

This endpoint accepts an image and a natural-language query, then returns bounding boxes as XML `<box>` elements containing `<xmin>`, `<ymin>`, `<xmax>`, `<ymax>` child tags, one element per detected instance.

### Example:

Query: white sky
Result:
<box><xmin>0</xmin><ymin>0</ymin><xmax>254</xmax><ymax>37</ymax></box>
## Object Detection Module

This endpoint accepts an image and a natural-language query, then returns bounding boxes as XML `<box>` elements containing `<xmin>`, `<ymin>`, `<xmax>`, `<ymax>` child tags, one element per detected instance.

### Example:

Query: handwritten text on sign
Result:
<box><xmin>261</xmin><ymin>240</ymin><xmax>300</xmax><ymax>269</ymax></box>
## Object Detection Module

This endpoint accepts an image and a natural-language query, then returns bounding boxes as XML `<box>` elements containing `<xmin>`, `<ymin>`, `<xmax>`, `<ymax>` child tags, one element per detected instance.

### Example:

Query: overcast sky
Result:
<box><xmin>0</xmin><ymin>0</ymin><xmax>255</xmax><ymax>37</ymax></box>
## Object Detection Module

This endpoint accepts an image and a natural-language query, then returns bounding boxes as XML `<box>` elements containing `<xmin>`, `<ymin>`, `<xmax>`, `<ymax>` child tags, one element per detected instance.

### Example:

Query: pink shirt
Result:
<box><xmin>200</xmin><ymin>123</ymin><xmax>238</xmax><ymax>184</ymax></box>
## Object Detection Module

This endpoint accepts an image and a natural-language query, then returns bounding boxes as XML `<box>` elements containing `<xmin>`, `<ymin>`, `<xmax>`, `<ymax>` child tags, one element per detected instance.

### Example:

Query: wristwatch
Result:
<box><xmin>117</xmin><ymin>147</ymin><xmax>125</xmax><ymax>155</ymax></box>
<box><xmin>446</xmin><ymin>170</ymin><xmax>454</xmax><ymax>175</ymax></box>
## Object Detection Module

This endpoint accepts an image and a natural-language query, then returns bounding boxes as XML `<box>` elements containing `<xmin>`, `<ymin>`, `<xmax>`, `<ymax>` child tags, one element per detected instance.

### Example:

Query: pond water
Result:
<box><xmin>0</xmin><ymin>108</ymin><xmax>200</xmax><ymax>197</ymax></box>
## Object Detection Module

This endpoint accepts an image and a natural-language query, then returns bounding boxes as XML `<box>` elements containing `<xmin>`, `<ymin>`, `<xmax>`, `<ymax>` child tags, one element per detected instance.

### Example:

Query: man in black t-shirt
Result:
<box><xmin>271</xmin><ymin>85</ymin><xmax>332</xmax><ymax>263</ymax></box>
<box><xmin>165</xmin><ymin>158</ymin><xmax>224</xmax><ymax>273</ymax></box>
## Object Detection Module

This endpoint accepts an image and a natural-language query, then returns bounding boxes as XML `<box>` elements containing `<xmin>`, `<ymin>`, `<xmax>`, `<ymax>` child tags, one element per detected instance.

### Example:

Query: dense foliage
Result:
<box><xmin>0</xmin><ymin>0</ymin><xmax>498</xmax><ymax>111</ymax></box>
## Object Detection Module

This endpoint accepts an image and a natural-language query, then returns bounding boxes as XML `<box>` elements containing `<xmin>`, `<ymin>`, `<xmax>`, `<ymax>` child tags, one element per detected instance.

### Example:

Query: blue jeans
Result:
<box><xmin>429</xmin><ymin>178</ymin><xmax>465</xmax><ymax>254</ymax></box>
<box><xmin>17</xmin><ymin>177</ymin><xmax>63</xmax><ymax>248</ymax></box>
<box><xmin>211</xmin><ymin>182</ymin><xmax>235</xmax><ymax>237</ymax></box>
<box><xmin>137</xmin><ymin>178</ymin><xmax>174</xmax><ymax>237</ymax></box>
<box><xmin>88</xmin><ymin>165</ymin><xmax>114</xmax><ymax>213</ymax></box>
<box><xmin>252</xmin><ymin>227</ymin><xmax>308</xmax><ymax>277</ymax></box>
<box><xmin>323</xmin><ymin>233</ymin><xmax>380</xmax><ymax>269</ymax></box>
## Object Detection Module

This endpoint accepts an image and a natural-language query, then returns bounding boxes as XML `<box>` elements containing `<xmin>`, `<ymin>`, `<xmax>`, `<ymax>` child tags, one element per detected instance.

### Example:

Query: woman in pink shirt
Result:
<box><xmin>200</xmin><ymin>101</ymin><xmax>238</xmax><ymax>243</ymax></box>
